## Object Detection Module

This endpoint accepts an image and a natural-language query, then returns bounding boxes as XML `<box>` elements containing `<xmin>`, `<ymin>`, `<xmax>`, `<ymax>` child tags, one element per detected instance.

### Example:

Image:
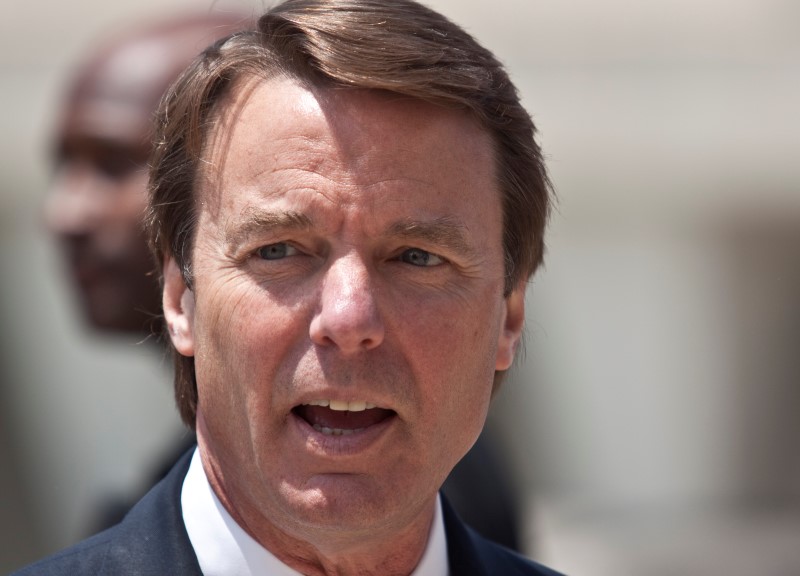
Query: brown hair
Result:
<box><xmin>148</xmin><ymin>0</ymin><xmax>552</xmax><ymax>427</ymax></box>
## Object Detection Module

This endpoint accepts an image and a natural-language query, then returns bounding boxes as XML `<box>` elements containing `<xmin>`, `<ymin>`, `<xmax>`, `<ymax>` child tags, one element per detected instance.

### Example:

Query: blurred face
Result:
<box><xmin>163</xmin><ymin>78</ymin><xmax>525</xmax><ymax>548</ymax></box>
<box><xmin>45</xmin><ymin>45</ymin><xmax>163</xmax><ymax>332</ymax></box>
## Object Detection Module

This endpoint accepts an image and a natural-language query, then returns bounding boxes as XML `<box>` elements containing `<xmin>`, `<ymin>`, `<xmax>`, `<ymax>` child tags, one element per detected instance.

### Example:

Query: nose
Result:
<box><xmin>309</xmin><ymin>254</ymin><xmax>385</xmax><ymax>354</ymax></box>
<box><xmin>44</xmin><ymin>163</ymin><xmax>103</xmax><ymax>238</ymax></box>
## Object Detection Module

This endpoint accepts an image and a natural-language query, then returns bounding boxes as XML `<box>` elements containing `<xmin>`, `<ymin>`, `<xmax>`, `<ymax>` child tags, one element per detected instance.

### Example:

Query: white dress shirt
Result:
<box><xmin>182</xmin><ymin>448</ymin><xmax>449</xmax><ymax>576</ymax></box>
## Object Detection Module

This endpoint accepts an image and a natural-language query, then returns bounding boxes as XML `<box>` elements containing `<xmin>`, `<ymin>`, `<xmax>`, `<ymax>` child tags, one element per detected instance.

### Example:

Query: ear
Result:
<box><xmin>495</xmin><ymin>283</ymin><xmax>526</xmax><ymax>371</ymax></box>
<box><xmin>163</xmin><ymin>256</ymin><xmax>195</xmax><ymax>357</ymax></box>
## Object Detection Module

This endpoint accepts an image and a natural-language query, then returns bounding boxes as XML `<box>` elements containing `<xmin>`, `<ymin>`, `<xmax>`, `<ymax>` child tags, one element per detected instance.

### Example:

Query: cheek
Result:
<box><xmin>406</xmin><ymin>313</ymin><xmax>497</xmax><ymax>474</ymax></box>
<box><xmin>193</xmin><ymin>294</ymin><xmax>272</xmax><ymax>460</ymax></box>
<box><xmin>101</xmin><ymin>176</ymin><xmax>148</xmax><ymax>252</ymax></box>
<box><xmin>192</xmin><ymin>281</ymin><xmax>306</xmax><ymax>409</ymax></box>
<box><xmin>399</xmin><ymin>293</ymin><xmax>501</xmax><ymax>414</ymax></box>
<box><xmin>113</xmin><ymin>174</ymin><xmax>149</xmax><ymax>221</ymax></box>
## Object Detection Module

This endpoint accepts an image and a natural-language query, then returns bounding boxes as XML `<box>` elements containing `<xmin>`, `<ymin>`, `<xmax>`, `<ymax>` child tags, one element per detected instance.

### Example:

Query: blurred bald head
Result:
<box><xmin>47</xmin><ymin>12</ymin><xmax>250</xmax><ymax>333</ymax></box>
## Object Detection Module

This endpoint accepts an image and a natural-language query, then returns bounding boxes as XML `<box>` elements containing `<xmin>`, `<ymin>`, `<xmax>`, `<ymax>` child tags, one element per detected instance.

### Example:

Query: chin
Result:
<box><xmin>278</xmin><ymin>475</ymin><xmax>412</xmax><ymax>533</ymax></box>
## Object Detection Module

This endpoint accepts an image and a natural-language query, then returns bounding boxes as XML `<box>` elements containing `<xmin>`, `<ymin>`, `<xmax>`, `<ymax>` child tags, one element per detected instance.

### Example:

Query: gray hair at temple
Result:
<box><xmin>146</xmin><ymin>0</ymin><xmax>553</xmax><ymax>427</ymax></box>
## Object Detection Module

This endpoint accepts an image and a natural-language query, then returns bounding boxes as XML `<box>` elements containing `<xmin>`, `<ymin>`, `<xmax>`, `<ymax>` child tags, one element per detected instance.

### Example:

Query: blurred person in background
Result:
<box><xmin>40</xmin><ymin>2</ymin><xmax>522</xmax><ymax>551</ymax></box>
<box><xmin>45</xmin><ymin>11</ymin><xmax>250</xmax><ymax>335</ymax></box>
<box><xmin>42</xmin><ymin>9</ymin><xmax>253</xmax><ymax>531</ymax></box>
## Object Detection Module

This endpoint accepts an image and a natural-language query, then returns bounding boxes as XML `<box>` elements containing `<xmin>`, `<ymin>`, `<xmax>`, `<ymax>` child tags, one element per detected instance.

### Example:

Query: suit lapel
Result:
<box><xmin>105</xmin><ymin>447</ymin><xmax>203</xmax><ymax>575</ymax></box>
<box><xmin>442</xmin><ymin>496</ymin><xmax>491</xmax><ymax>576</ymax></box>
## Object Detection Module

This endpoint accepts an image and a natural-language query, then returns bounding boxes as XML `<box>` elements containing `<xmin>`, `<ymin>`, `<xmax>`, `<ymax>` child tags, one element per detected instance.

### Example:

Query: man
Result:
<box><xmin>40</xmin><ymin>11</ymin><xmax>250</xmax><ymax>531</ymax></box>
<box><xmin>16</xmin><ymin>1</ymin><xmax>560</xmax><ymax>574</ymax></box>
<box><xmin>45</xmin><ymin>12</ymin><xmax>248</xmax><ymax>334</ymax></box>
<box><xmin>42</xmin><ymin>4</ymin><xmax>522</xmax><ymax>548</ymax></box>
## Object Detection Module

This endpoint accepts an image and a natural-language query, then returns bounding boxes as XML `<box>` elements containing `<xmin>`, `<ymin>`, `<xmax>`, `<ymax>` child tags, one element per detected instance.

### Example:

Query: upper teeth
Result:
<box><xmin>305</xmin><ymin>400</ymin><xmax>377</xmax><ymax>412</ymax></box>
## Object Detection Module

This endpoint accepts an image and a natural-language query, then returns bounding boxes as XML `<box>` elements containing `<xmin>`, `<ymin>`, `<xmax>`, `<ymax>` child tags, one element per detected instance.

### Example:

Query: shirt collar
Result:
<box><xmin>181</xmin><ymin>448</ymin><xmax>449</xmax><ymax>576</ymax></box>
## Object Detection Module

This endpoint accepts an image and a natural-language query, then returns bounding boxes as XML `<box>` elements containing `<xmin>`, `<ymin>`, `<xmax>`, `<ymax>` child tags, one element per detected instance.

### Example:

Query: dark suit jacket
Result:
<box><xmin>12</xmin><ymin>450</ymin><xmax>564</xmax><ymax>576</ymax></box>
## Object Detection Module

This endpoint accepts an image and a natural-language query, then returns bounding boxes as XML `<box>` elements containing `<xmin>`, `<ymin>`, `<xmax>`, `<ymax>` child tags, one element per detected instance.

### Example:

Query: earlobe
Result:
<box><xmin>495</xmin><ymin>284</ymin><xmax>526</xmax><ymax>371</ymax></box>
<box><xmin>162</xmin><ymin>256</ymin><xmax>196</xmax><ymax>357</ymax></box>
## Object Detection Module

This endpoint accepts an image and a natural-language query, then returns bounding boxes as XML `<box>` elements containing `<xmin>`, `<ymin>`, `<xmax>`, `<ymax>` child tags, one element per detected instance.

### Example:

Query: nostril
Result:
<box><xmin>309</xmin><ymin>288</ymin><xmax>385</xmax><ymax>353</ymax></box>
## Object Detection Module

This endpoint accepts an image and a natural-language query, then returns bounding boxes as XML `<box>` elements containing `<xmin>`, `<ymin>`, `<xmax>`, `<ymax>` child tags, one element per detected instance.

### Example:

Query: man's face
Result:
<box><xmin>164</xmin><ymin>78</ymin><xmax>525</xmax><ymax>543</ymax></box>
<box><xmin>45</xmin><ymin>46</ymin><xmax>164</xmax><ymax>332</ymax></box>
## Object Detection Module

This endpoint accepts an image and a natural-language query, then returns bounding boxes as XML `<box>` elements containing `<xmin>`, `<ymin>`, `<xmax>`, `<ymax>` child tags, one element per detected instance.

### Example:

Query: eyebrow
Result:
<box><xmin>225</xmin><ymin>210</ymin><xmax>475</xmax><ymax>257</ymax></box>
<box><xmin>225</xmin><ymin>208</ymin><xmax>313</xmax><ymax>251</ymax></box>
<box><xmin>386</xmin><ymin>217</ymin><xmax>475</xmax><ymax>257</ymax></box>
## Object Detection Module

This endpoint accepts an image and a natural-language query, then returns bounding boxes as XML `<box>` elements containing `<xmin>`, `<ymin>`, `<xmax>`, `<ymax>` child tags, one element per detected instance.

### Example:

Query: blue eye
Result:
<box><xmin>257</xmin><ymin>243</ymin><xmax>297</xmax><ymax>260</ymax></box>
<box><xmin>400</xmin><ymin>248</ymin><xmax>443</xmax><ymax>267</ymax></box>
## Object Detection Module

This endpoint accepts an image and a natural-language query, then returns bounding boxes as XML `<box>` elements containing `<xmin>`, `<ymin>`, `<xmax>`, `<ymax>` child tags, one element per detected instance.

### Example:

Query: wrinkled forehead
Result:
<box><xmin>198</xmin><ymin>72</ymin><xmax>494</xmax><ymax>175</ymax></box>
<box><xmin>194</xmin><ymin>75</ymin><xmax>499</xmax><ymax>222</ymax></box>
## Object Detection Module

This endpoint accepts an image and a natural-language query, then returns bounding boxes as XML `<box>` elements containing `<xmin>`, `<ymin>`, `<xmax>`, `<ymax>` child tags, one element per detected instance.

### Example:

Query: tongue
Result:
<box><xmin>295</xmin><ymin>405</ymin><xmax>394</xmax><ymax>430</ymax></box>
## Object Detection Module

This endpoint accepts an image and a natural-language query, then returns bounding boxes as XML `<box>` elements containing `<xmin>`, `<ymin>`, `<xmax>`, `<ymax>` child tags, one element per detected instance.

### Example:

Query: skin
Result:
<box><xmin>44</xmin><ymin>16</ymin><xmax>247</xmax><ymax>332</ymax></box>
<box><xmin>44</xmin><ymin>37</ymin><xmax>171</xmax><ymax>332</ymax></box>
<box><xmin>163</xmin><ymin>77</ymin><xmax>526</xmax><ymax>575</ymax></box>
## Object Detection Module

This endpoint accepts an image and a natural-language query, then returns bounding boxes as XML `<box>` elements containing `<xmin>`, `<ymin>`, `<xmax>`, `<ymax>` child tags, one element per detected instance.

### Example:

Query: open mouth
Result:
<box><xmin>292</xmin><ymin>400</ymin><xmax>395</xmax><ymax>436</ymax></box>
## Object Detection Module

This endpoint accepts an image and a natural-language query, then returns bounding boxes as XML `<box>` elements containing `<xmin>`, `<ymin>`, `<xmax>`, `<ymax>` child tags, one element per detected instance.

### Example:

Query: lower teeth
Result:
<box><xmin>313</xmin><ymin>424</ymin><xmax>365</xmax><ymax>436</ymax></box>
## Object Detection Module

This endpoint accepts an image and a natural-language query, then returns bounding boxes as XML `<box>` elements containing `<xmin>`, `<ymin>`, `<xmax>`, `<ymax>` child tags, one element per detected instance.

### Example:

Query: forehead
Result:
<box><xmin>59</xmin><ymin>36</ymin><xmax>184</xmax><ymax>148</ymax></box>
<box><xmin>199</xmin><ymin>76</ymin><xmax>499</xmax><ymax>215</ymax></box>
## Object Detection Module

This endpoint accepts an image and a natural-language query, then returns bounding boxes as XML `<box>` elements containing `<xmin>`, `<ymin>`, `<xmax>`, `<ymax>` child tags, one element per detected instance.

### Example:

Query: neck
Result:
<box><xmin>196</xmin><ymin>427</ymin><xmax>438</xmax><ymax>576</ymax></box>
<box><xmin>263</xmin><ymin>516</ymin><xmax>435</xmax><ymax>576</ymax></box>
<box><xmin>224</xmin><ymin>480</ymin><xmax>436</xmax><ymax>576</ymax></box>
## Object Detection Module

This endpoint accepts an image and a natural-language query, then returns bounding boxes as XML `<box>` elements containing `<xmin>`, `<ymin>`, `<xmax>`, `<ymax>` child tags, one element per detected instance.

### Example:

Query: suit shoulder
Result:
<box><xmin>10</xmin><ymin>528</ymin><xmax>116</xmax><ymax>576</ymax></box>
<box><xmin>442</xmin><ymin>495</ymin><xmax>566</xmax><ymax>576</ymax></box>
<box><xmin>475</xmin><ymin>538</ymin><xmax>566</xmax><ymax>576</ymax></box>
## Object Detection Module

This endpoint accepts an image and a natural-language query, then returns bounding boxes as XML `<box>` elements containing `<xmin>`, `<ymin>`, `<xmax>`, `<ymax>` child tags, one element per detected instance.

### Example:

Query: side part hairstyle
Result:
<box><xmin>147</xmin><ymin>0</ymin><xmax>552</xmax><ymax>428</ymax></box>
